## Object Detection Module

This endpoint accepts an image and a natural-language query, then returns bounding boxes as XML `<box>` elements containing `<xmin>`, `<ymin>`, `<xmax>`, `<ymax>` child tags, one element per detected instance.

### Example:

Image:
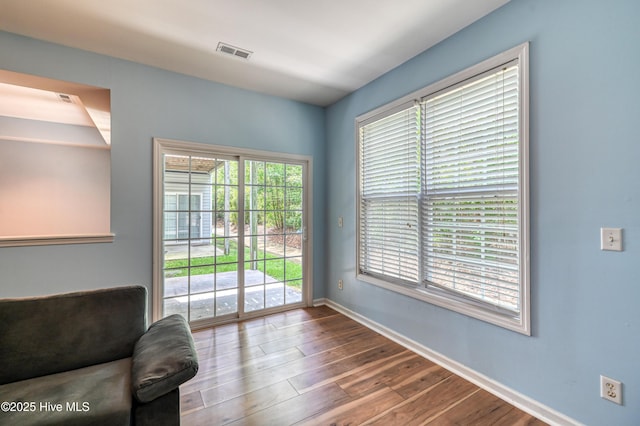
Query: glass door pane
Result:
<box><xmin>162</xmin><ymin>154</ymin><xmax>240</xmax><ymax>324</ymax></box>
<box><xmin>243</xmin><ymin>160</ymin><xmax>304</xmax><ymax>313</ymax></box>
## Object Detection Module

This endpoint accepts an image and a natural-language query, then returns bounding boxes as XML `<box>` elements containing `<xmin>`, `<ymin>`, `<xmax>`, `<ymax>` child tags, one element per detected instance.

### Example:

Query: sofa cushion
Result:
<box><xmin>0</xmin><ymin>285</ymin><xmax>147</xmax><ymax>384</ymax></box>
<box><xmin>0</xmin><ymin>358</ymin><xmax>132</xmax><ymax>426</ymax></box>
<box><xmin>132</xmin><ymin>314</ymin><xmax>198</xmax><ymax>403</ymax></box>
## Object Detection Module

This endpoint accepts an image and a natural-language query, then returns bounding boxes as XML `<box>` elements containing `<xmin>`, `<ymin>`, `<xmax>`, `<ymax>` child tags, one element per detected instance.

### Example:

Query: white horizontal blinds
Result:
<box><xmin>359</xmin><ymin>105</ymin><xmax>421</xmax><ymax>283</ymax></box>
<box><xmin>422</xmin><ymin>63</ymin><xmax>520</xmax><ymax>312</ymax></box>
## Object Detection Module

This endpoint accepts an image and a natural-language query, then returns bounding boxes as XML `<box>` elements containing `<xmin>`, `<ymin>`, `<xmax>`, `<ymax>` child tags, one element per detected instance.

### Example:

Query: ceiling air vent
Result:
<box><xmin>57</xmin><ymin>93</ymin><xmax>73</xmax><ymax>103</ymax></box>
<box><xmin>216</xmin><ymin>42</ymin><xmax>252</xmax><ymax>60</ymax></box>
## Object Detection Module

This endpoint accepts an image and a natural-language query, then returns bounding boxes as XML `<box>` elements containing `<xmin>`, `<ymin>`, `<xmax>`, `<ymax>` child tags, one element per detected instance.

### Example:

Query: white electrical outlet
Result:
<box><xmin>338</xmin><ymin>279</ymin><xmax>343</xmax><ymax>290</ymax></box>
<box><xmin>600</xmin><ymin>375</ymin><xmax>622</xmax><ymax>405</ymax></box>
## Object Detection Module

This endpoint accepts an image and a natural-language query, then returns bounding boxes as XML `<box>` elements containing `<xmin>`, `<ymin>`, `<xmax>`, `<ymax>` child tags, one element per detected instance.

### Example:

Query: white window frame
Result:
<box><xmin>356</xmin><ymin>43</ymin><xmax>530</xmax><ymax>334</ymax></box>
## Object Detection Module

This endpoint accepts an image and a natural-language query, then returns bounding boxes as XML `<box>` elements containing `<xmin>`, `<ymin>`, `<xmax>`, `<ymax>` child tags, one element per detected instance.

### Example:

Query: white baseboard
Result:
<box><xmin>313</xmin><ymin>298</ymin><xmax>580</xmax><ymax>426</ymax></box>
<box><xmin>312</xmin><ymin>297</ymin><xmax>328</xmax><ymax>307</ymax></box>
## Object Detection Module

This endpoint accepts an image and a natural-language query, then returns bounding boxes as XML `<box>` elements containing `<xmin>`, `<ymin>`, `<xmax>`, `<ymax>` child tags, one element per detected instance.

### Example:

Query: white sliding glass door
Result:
<box><xmin>161</xmin><ymin>154</ymin><xmax>240</xmax><ymax>322</ymax></box>
<box><xmin>153</xmin><ymin>139</ymin><xmax>311</xmax><ymax>327</ymax></box>
<box><xmin>243</xmin><ymin>160</ymin><xmax>304</xmax><ymax>313</ymax></box>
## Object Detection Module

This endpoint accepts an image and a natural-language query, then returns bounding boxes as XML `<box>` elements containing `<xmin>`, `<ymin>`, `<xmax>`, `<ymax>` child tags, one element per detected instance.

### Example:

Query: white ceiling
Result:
<box><xmin>0</xmin><ymin>0</ymin><xmax>509</xmax><ymax>106</ymax></box>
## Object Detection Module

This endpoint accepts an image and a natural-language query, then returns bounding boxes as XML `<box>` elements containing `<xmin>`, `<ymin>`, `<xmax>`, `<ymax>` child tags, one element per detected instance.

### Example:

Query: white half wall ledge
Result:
<box><xmin>0</xmin><ymin>233</ymin><xmax>115</xmax><ymax>248</ymax></box>
<box><xmin>312</xmin><ymin>298</ymin><xmax>581</xmax><ymax>426</ymax></box>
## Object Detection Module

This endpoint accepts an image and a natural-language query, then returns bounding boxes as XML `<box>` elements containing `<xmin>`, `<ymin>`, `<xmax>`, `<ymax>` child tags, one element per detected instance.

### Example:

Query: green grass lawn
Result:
<box><xmin>164</xmin><ymin>243</ymin><xmax>302</xmax><ymax>288</ymax></box>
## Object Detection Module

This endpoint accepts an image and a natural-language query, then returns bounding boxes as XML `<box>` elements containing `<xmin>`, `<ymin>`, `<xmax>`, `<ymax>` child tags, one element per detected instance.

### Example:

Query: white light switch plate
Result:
<box><xmin>601</xmin><ymin>228</ymin><xmax>622</xmax><ymax>251</ymax></box>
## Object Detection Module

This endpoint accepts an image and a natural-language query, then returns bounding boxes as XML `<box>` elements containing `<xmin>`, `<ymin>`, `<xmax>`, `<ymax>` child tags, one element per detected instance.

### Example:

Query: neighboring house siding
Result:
<box><xmin>164</xmin><ymin>171</ymin><xmax>212</xmax><ymax>240</ymax></box>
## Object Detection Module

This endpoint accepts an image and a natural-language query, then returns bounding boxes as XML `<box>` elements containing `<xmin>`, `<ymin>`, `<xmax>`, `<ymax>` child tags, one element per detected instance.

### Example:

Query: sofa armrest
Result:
<box><xmin>131</xmin><ymin>314</ymin><xmax>199</xmax><ymax>403</ymax></box>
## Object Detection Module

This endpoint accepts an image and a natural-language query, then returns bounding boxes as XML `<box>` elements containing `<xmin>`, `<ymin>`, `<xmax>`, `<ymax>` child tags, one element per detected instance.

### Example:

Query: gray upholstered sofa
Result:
<box><xmin>0</xmin><ymin>285</ymin><xmax>198</xmax><ymax>425</ymax></box>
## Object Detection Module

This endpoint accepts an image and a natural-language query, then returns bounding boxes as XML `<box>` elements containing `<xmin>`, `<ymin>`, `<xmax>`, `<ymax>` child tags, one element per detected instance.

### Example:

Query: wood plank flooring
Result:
<box><xmin>180</xmin><ymin>306</ymin><xmax>546</xmax><ymax>425</ymax></box>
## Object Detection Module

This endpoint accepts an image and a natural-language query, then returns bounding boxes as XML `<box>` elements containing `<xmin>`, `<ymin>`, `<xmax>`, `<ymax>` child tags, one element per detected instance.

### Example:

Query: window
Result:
<box><xmin>164</xmin><ymin>193</ymin><xmax>203</xmax><ymax>240</ymax></box>
<box><xmin>357</xmin><ymin>43</ymin><xmax>529</xmax><ymax>334</ymax></box>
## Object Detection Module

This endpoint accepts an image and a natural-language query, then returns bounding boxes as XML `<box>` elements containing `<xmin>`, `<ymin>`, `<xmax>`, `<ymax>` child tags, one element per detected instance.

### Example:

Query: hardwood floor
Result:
<box><xmin>180</xmin><ymin>306</ymin><xmax>546</xmax><ymax>425</ymax></box>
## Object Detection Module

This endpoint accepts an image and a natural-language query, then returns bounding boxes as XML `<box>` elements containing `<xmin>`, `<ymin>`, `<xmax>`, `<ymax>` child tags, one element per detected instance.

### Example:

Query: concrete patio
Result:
<box><xmin>163</xmin><ymin>269</ymin><xmax>302</xmax><ymax>320</ymax></box>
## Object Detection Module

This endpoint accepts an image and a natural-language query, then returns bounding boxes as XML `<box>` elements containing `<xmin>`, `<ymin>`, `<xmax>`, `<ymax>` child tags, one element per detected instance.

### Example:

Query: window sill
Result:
<box><xmin>357</xmin><ymin>273</ymin><xmax>530</xmax><ymax>335</ymax></box>
<box><xmin>0</xmin><ymin>233</ymin><xmax>115</xmax><ymax>248</ymax></box>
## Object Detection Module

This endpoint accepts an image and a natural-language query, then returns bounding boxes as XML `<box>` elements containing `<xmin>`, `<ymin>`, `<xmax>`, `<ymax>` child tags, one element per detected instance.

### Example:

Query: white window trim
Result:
<box><xmin>356</xmin><ymin>43</ymin><xmax>530</xmax><ymax>335</ymax></box>
<box><xmin>0</xmin><ymin>233</ymin><xmax>114</xmax><ymax>248</ymax></box>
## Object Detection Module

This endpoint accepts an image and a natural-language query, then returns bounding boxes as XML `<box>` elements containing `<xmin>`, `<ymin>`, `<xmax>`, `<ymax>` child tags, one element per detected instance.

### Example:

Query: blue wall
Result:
<box><xmin>326</xmin><ymin>0</ymin><xmax>639</xmax><ymax>424</ymax></box>
<box><xmin>0</xmin><ymin>31</ymin><xmax>326</xmax><ymax>301</ymax></box>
